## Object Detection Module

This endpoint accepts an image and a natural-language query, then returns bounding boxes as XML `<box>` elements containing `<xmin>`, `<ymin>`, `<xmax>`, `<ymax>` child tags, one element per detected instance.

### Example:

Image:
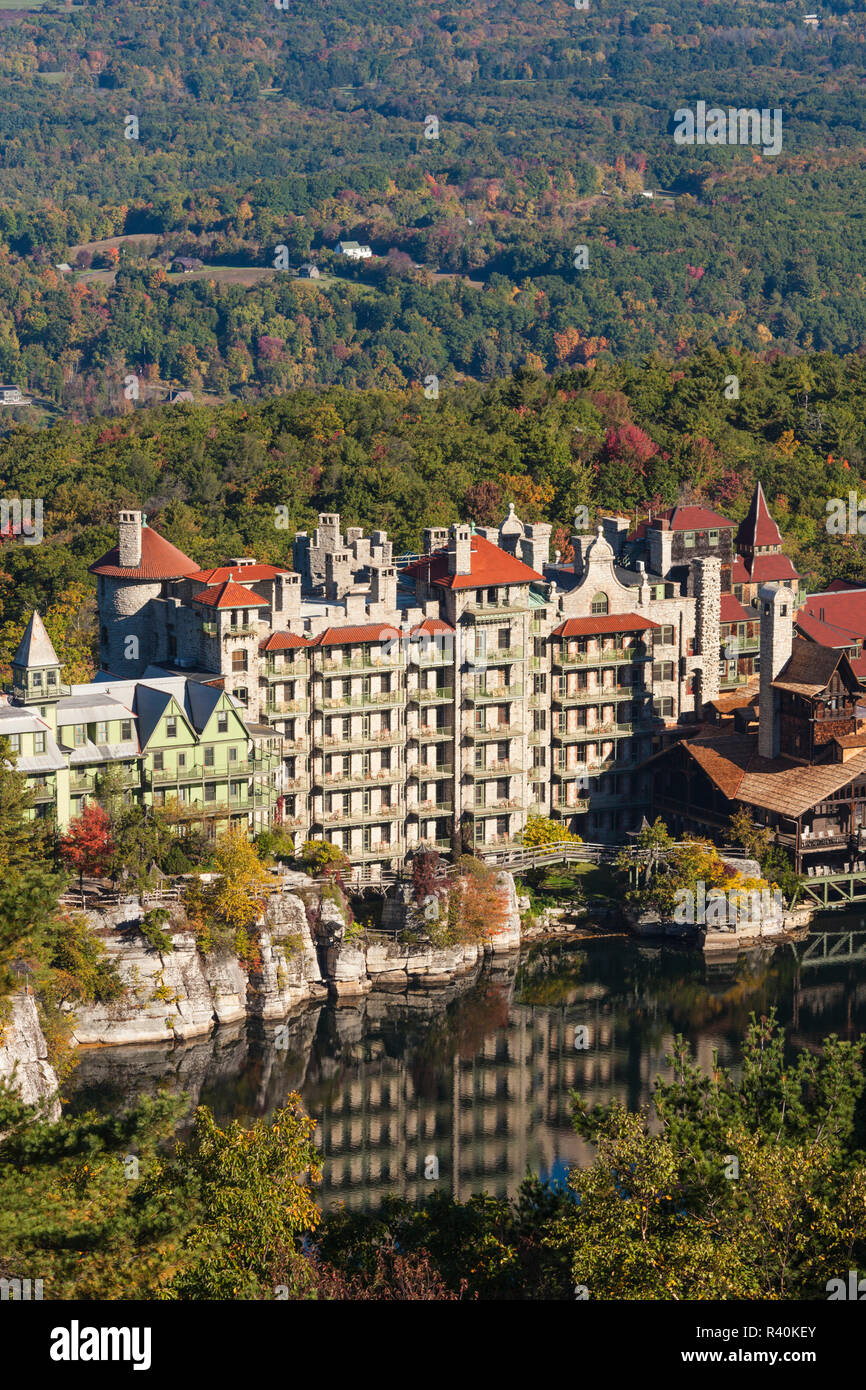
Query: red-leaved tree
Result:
<box><xmin>58</xmin><ymin>802</ymin><xmax>115</xmax><ymax>889</ymax></box>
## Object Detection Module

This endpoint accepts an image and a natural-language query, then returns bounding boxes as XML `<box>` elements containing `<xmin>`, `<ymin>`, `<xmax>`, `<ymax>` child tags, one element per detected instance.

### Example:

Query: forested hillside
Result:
<box><xmin>2</xmin><ymin>350</ymin><xmax>865</xmax><ymax>679</ymax></box>
<box><xmin>1</xmin><ymin>1</ymin><xmax>866</xmax><ymax>407</ymax></box>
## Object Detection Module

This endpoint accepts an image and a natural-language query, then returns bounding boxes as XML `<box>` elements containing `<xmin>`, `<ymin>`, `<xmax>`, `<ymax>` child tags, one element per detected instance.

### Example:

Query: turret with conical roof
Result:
<box><xmin>10</xmin><ymin>611</ymin><xmax>67</xmax><ymax>734</ymax></box>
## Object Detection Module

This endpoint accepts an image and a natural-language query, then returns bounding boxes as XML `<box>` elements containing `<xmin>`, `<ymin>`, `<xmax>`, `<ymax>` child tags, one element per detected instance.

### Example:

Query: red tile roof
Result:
<box><xmin>89</xmin><ymin>525</ymin><xmax>198</xmax><ymax>580</ymax></box>
<box><xmin>553</xmin><ymin>613</ymin><xmax>659</xmax><ymax>637</ymax></box>
<box><xmin>797</xmin><ymin>589</ymin><xmax>866</xmax><ymax>647</ymax></box>
<box><xmin>736</xmin><ymin>482</ymin><xmax>782</xmax><ymax>550</ymax></box>
<box><xmin>410</xmin><ymin>618</ymin><xmax>455</xmax><ymax>635</ymax></box>
<box><xmin>192</xmin><ymin>580</ymin><xmax>269</xmax><ymax>609</ymax></box>
<box><xmin>649</xmin><ymin>505</ymin><xmax>735</xmax><ymax>532</ymax></box>
<box><xmin>731</xmin><ymin>557</ymin><xmax>750</xmax><ymax>583</ymax></box>
<box><xmin>720</xmin><ymin>594</ymin><xmax>752</xmax><ymax>624</ymax></box>
<box><xmin>405</xmin><ymin>534</ymin><xmax>542</xmax><ymax>590</ymax></box>
<box><xmin>748</xmin><ymin>554</ymin><xmax>800</xmax><ymax>583</ymax></box>
<box><xmin>260</xmin><ymin>632</ymin><xmax>312</xmax><ymax>651</ymax></box>
<box><xmin>192</xmin><ymin>563</ymin><xmax>291</xmax><ymax>584</ymax></box>
<box><xmin>314</xmin><ymin>622</ymin><xmax>403</xmax><ymax>647</ymax></box>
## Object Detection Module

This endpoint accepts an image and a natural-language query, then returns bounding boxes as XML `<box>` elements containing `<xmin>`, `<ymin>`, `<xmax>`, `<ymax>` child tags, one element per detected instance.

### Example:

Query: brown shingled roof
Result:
<box><xmin>771</xmin><ymin>640</ymin><xmax>848</xmax><ymax>697</ymax></box>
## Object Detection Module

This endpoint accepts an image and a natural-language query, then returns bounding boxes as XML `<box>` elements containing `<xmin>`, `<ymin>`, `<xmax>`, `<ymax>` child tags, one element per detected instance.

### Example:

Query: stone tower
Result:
<box><xmin>693</xmin><ymin>556</ymin><xmax>721</xmax><ymax>714</ymax></box>
<box><xmin>758</xmin><ymin>582</ymin><xmax>793</xmax><ymax>760</ymax></box>
<box><xmin>89</xmin><ymin>511</ymin><xmax>197</xmax><ymax>677</ymax></box>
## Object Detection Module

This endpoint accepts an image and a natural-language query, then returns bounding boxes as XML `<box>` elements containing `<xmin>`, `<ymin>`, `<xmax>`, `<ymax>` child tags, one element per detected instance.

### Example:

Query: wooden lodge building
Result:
<box><xmin>648</xmin><ymin>582</ymin><xmax>866</xmax><ymax>875</ymax></box>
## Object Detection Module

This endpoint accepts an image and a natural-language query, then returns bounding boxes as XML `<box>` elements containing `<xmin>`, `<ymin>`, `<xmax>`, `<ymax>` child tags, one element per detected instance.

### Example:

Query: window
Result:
<box><xmin>96</xmin><ymin>722</ymin><xmax>108</xmax><ymax>744</ymax></box>
<box><xmin>684</xmin><ymin>531</ymin><xmax>695</xmax><ymax>548</ymax></box>
<box><xmin>236</xmin><ymin>688</ymin><xmax>248</xmax><ymax>705</ymax></box>
<box><xmin>34</xmin><ymin>732</ymin><xmax>46</xmax><ymax>754</ymax></box>
<box><xmin>652</xmin><ymin>662</ymin><xmax>675</xmax><ymax>683</ymax></box>
<box><xmin>708</xmin><ymin>529</ymin><xmax>719</xmax><ymax>545</ymax></box>
<box><xmin>121</xmin><ymin>720</ymin><xmax>133</xmax><ymax>741</ymax></box>
<box><xmin>229</xmin><ymin>746</ymin><xmax>238</xmax><ymax>762</ymax></box>
<box><xmin>217</xmin><ymin>712</ymin><xmax>228</xmax><ymax>734</ymax></box>
<box><xmin>74</xmin><ymin>724</ymin><xmax>86</xmax><ymax>746</ymax></box>
<box><xmin>232</xmin><ymin>650</ymin><xmax>247</xmax><ymax>673</ymax></box>
<box><xmin>47</xmin><ymin>671</ymin><xmax>57</xmax><ymax>689</ymax></box>
<box><xmin>153</xmin><ymin>752</ymin><xmax>164</xmax><ymax>770</ymax></box>
<box><xmin>205</xmin><ymin>747</ymin><xmax>215</xmax><ymax>767</ymax></box>
<box><xmin>653</xmin><ymin>696</ymin><xmax>674</xmax><ymax>718</ymax></box>
<box><xmin>656</xmin><ymin>625</ymin><xmax>675</xmax><ymax>646</ymax></box>
<box><xmin>498</xmin><ymin>628</ymin><xmax>511</xmax><ymax>650</ymax></box>
<box><xmin>204</xmin><ymin>783</ymin><xmax>217</xmax><ymax>802</ymax></box>
<box><xmin>165</xmin><ymin>717</ymin><xmax>177</xmax><ymax>738</ymax></box>
<box><xmin>591</xmin><ymin>592</ymin><xmax>609</xmax><ymax>615</ymax></box>
<box><xmin>32</xmin><ymin>671</ymin><xmax>43</xmax><ymax>689</ymax></box>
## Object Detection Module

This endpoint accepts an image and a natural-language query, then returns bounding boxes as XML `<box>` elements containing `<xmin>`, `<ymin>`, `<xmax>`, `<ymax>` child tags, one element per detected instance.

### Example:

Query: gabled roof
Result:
<box><xmin>410</xmin><ymin>618</ymin><xmax>455</xmax><ymax>636</ymax></box>
<box><xmin>648</xmin><ymin>505</ymin><xmax>734</xmax><ymax>532</ymax></box>
<box><xmin>133</xmin><ymin>686</ymin><xmax>188</xmax><ymax>749</ymax></box>
<box><xmin>553</xmin><ymin>613</ymin><xmax>659</xmax><ymax>638</ymax></box>
<box><xmin>656</xmin><ymin>731</ymin><xmax>866</xmax><ymax>818</ymax></box>
<box><xmin>191</xmin><ymin>564</ymin><xmax>291</xmax><ymax>584</ymax></box>
<box><xmin>719</xmin><ymin>594</ymin><xmax>752</xmax><ymax>625</ymax></box>
<box><xmin>260</xmin><ymin>632</ymin><xmax>312</xmax><ymax>652</ymax></box>
<box><xmin>404</xmin><ymin>534</ymin><xmax>542</xmax><ymax>591</ymax></box>
<box><xmin>314</xmin><ymin>623</ymin><xmax>401</xmax><ymax>647</ymax></box>
<box><xmin>89</xmin><ymin>525</ymin><xmax>198</xmax><ymax>580</ymax></box>
<box><xmin>192</xmin><ymin>580</ymin><xmax>269</xmax><ymax>610</ymax></box>
<box><xmin>736</xmin><ymin>482</ymin><xmax>782</xmax><ymax>551</ymax></box>
<box><xmin>13</xmin><ymin>611</ymin><xmax>59</xmax><ymax>669</ymax></box>
<box><xmin>748</xmin><ymin>554</ymin><xmax>799</xmax><ymax>583</ymax></box>
<box><xmin>185</xmin><ymin>681</ymin><xmax>225</xmax><ymax>734</ymax></box>
<box><xmin>771</xmin><ymin>639</ymin><xmax>862</xmax><ymax>698</ymax></box>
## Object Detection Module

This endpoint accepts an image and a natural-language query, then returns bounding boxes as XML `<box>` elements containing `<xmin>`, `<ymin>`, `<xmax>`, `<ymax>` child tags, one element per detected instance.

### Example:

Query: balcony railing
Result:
<box><xmin>320</xmin><ymin>768</ymin><xmax>402</xmax><ymax>788</ymax></box>
<box><xmin>464</xmin><ymin>682</ymin><xmax>523</xmax><ymax>702</ymax></box>
<box><xmin>464</xmin><ymin>758</ymin><xmax>523</xmax><ymax>776</ymax></box>
<box><xmin>321</xmin><ymin>691</ymin><xmax>404</xmax><ymax>710</ymax></box>
<box><xmin>316</xmin><ymin>729</ymin><xmax>401</xmax><ymax>749</ymax></box>
<box><xmin>320</xmin><ymin>805</ymin><xmax>403</xmax><ymax>825</ymax></box>
<box><xmin>553</xmin><ymin>687</ymin><xmax>636</xmax><ymax>705</ymax></box>
<box><xmin>413</xmin><ymin>800</ymin><xmax>454</xmax><ymax>815</ymax></box>
<box><xmin>465</xmin><ymin>721</ymin><xmax>524</xmax><ymax>740</ymax></box>
<box><xmin>473</xmin><ymin>646</ymin><xmax>523</xmax><ymax>663</ymax></box>
<box><xmin>223</xmin><ymin>624</ymin><xmax>259</xmax><ymax>638</ymax></box>
<box><xmin>552</xmin><ymin>798</ymin><xmax>590</xmax><ymax>814</ymax></box>
<box><xmin>265</xmin><ymin>659</ymin><xmax>309</xmax><ymax>679</ymax></box>
<box><xmin>413</xmin><ymin>724</ymin><xmax>454</xmax><ymax>739</ymax></box>
<box><xmin>320</xmin><ymin>654</ymin><xmax>404</xmax><ymax>673</ymax></box>
<box><xmin>473</xmin><ymin>797</ymin><xmax>524</xmax><ymax>812</ymax></box>
<box><xmin>554</xmin><ymin>645</ymin><xmax>648</xmax><ymax>667</ymax></box>
<box><xmin>264</xmin><ymin>699</ymin><xmax>309</xmax><ymax>715</ymax></box>
<box><xmin>414</xmin><ymin>686</ymin><xmax>454</xmax><ymax>703</ymax></box>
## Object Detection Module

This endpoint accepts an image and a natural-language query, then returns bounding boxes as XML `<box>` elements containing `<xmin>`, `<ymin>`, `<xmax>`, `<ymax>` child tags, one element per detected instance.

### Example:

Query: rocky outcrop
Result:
<box><xmin>0</xmin><ymin>991</ymin><xmax>61</xmax><ymax>1120</ymax></box>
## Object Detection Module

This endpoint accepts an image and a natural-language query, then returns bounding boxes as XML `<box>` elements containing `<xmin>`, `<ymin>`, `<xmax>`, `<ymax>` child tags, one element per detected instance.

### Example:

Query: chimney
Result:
<box><xmin>448</xmin><ymin>523</ymin><xmax>472</xmax><ymax>576</ymax></box>
<box><xmin>370</xmin><ymin>564</ymin><xmax>397</xmax><ymax>614</ymax></box>
<box><xmin>694</xmin><ymin>556</ymin><xmax>721</xmax><ymax>712</ymax></box>
<box><xmin>325</xmin><ymin>549</ymin><xmax>353</xmax><ymax>601</ymax></box>
<box><xmin>600</xmin><ymin>515</ymin><xmax>630</xmax><ymax>559</ymax></box>
<box><xmin>118</xmin><ymin>510</ymin><xmax>142</xmax><ymax>568</ymax></box>
<box><xmin>424</xmin><ymin>526</ymin><xmax>449</xmax><ymax>555</ymax></box>
<box><xmin>370</xmin><ymin>529</ymin><xmax>392</xmax><ymax>565</ymax></box>
<box><xmin>758</xmin><ymin>583</ymin><xmax>793</xmax><ymax>760</ymax></box>
<box><xmin>521</xmin><ymin>522</ymin><xmax>552</xmax><ymax>572</ymax></box>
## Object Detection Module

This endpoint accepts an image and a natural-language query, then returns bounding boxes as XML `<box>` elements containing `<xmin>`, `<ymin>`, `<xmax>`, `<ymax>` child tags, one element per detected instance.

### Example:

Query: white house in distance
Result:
<box><xmin>336</xmin><ymin>240</ymin><xmax>373</xmax><ymax>260</ymax></box>
<box><xmin>0</xmin><ymin>385</ymin><xmax>31</xmax><ymax>406</ymax></box>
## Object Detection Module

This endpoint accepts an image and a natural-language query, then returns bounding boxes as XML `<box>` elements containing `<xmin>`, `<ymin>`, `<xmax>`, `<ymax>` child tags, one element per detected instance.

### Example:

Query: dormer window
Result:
<box><xmin>8</xmin><ymin>734</ymin><xmax>20</xmax><ymax>754</ymax></box>
<box><xmin>591</xmin><ymin>592</ymin><xmax>609</xmax><ymax>615</ymax></box>
<box><xmin>34</xmin><ymin>732</ymin><xmax>45</xmax><ymax>754</ymax></box>
<box><xmin>74</xmin><ymin>724</ymin><xmax>86</xmax><ymax>746</ymax></box>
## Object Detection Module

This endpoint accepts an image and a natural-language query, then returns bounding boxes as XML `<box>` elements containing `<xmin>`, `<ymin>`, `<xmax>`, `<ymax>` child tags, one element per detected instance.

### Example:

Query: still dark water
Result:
<box><xmin>67</xmin><ymin>920</ymin><xmax>866</xmax><ymax>1210</ymax></box>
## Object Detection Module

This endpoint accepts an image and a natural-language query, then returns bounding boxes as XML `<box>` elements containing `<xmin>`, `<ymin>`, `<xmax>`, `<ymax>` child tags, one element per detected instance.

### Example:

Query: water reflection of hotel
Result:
<box><xmin>309</xmin><ymin>993</ymin><xmax>734</xmax><ymax>1210</ymax></box>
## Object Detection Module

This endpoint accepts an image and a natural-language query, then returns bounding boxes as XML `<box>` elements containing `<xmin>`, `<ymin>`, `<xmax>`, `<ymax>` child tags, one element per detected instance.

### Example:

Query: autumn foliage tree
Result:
<box><xmin>58</xmin><ymin>802</ymin><xmax>115</xmax><ymax>889</ymax></box>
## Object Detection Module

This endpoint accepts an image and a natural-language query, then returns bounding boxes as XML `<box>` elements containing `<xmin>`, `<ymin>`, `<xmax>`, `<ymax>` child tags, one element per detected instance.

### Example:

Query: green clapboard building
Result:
<box><xmin>1</xmin><ymin>611</ymin><xmax>283</xmax><ymax>833</ymax></box>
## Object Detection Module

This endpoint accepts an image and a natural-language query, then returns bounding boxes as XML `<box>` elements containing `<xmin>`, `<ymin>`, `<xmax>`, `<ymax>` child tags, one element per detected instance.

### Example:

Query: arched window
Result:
<box><xmin>591</xmin><ymin>592</ymin><xmax>609</xmax><ymax>615</ymax></box>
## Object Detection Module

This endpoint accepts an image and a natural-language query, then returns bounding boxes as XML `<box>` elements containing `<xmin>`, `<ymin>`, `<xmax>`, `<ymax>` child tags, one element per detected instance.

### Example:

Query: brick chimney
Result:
<box><xmin>118</xmin><ymin>510</ymin><xmax>142</xmax><ymax>568</ymax></box>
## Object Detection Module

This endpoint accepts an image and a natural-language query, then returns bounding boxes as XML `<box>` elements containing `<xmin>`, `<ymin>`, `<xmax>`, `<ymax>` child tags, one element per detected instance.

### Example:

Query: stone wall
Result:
<box><xmin>0</xmin><ymin>991</ymin><xmax>61</xmax><ymax>1120</ymax></box>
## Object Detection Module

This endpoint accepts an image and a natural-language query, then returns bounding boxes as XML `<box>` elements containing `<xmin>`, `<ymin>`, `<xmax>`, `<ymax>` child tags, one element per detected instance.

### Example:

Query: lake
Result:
<box><xmin>67</xmin><ymin>920</ymin><xmax>866</xmax><ymax>1210</ymax></box>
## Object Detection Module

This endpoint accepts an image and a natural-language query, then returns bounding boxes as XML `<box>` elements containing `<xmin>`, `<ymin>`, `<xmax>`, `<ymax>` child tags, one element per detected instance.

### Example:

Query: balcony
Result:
<box><xmin>554</xmin><ymin>645</ymin><xmax>648</xmax><ymax>667</ymax></box>
<box><xmin>412</xmin><ymin>800</ymin><xmax>454</xmax><ymax>816</ymax></box>
<box><xmin>69</xmin><ymin>773</ymin><xmax>93</xmax><ymax>790</ymax></box>
<box><xmin>464</xmin><ymin>758</ymin><xmax>523</xmax><ymax>776</ymax></box>
<box><xmin>466</xmin><ymin>721</ymin><xmax>524</xmax><ymax>740</ymax></box>
<box><xmin>320</xmin><ymin>805</ymin><xmax>403</xmax><ymax>826</ymax></box>
<box><xmin>265</xmin><ymin>659</ymin><xmax>309</xmax><ymax>680</ymax></box>
<box><xmin>321</xmin><ymin>654</ymin><xmax>404</xmax><ymax>673</ymax></box>
<box><xmin>553</xmin><ymin>687</ymin><xmax>636</xmax><ymax>705</ymax></box>
<box><xmin>316</xmin><ymin>729</ymin><xmax>401</xmax><ymax>749</ymax></box>
<box><xmin>464</xmin><ymin>682</ymin><xmax>523</xmax><ymax>703</ymax></box>
<box><xmin>223</xmin><ymin>624</ymin><xmax>259</xmax><ymax>639</ymax></box>
<box><xmin>407</xmin><ymin>762</ymin><xmax>453</xmax><ymax>780</ymax></box>
<box><xmin>29</xmin><ymin>784</ymin><xmax>55</xmax><ymax>803</ymax></box>
<box><xmin>552</xmin><ymin>798</ymin><xmax>590</xmax><ymax>814</ymax></box>
<box><xmin>413</xmin><ymin>723</ymin><xmax>454</xmax><ymax>740</ymax></box>
<box><xmin>464</xmin><ymin>598</ymin><xmax>529</xmax><ymax>616</ymax></box>
<box><xmin>412</xmin><ymin>686</ymin><xmax>454</xmax><ymax>703</ymax></box>
<box><xmin>320</xmin><ymin>691</ymin><xmax>404</xmax><ymax>710</ymax></box>
<box><xmin>473</xmin><ymin>646</ymin><xmax>523</xmax><ymax>663</ymax></box>
<box><xmin>553</xmin><ymin>722</ymin><xmax>632</xmax><ymax>742</ymax></box>
<box><xmin>473</xmin><ymin>797</ymin><xmax>524</xmax><ymax>812</ymax></box>
<box><xmin>319</xmin><ymin>768</ymin><xmax>402</xmax><ymax>789</ymax></box>
<box><xmin>264</xmin><ymin>700</ymin><xmax>309</xmax><ymax>717</ymax></box>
